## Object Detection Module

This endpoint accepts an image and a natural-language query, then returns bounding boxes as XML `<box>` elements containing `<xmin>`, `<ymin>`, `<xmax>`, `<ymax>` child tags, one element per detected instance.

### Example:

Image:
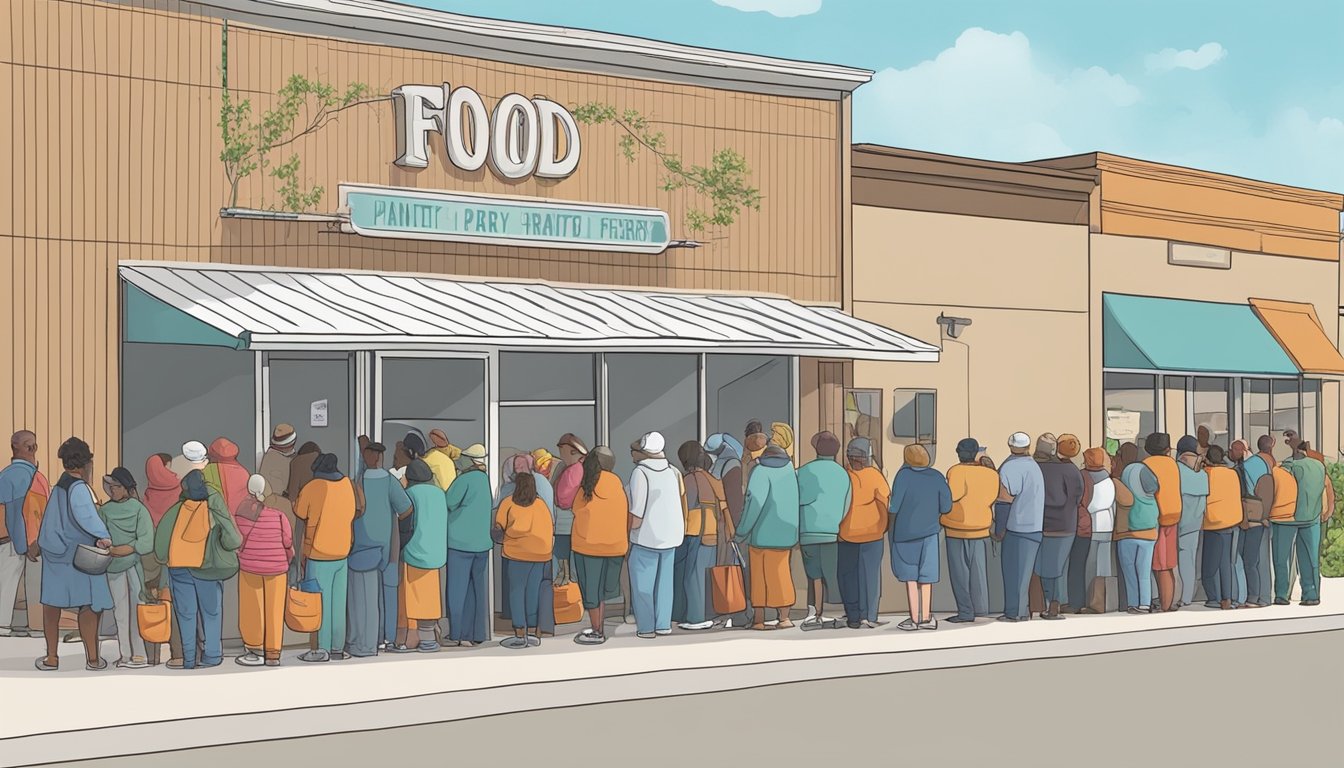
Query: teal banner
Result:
<box><xmin>342</xmin><ymin>185</ymin><xmax>671</xmax><ymax>254</ymax></box>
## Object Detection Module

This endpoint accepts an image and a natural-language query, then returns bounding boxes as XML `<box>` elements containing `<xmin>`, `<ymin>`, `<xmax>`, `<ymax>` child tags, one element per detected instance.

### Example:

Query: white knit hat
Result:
<box><xmin>637</xmin><ymin>431</ymin><xmax>666</xmax><ymax>457</ymax></box>
<box><xmin>182</xmin><ymin>441</ymin><xmax>208</xmax><ymax>463</ymax></box>
<box><xmin>1008</xmin><ymin>432</ymin><xmax>1031</xmax><ymax>449</ymax></box>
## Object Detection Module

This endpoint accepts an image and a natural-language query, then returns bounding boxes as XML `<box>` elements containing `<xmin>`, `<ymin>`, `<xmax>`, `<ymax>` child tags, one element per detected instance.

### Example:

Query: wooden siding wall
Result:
<box><xmin>0</xmin><ymin>0</ymin><xmax>844</xmax><ymax>470</ymax></box>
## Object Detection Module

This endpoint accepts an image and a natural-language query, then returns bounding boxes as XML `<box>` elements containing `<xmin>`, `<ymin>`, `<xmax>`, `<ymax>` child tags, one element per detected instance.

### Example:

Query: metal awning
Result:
<box><xmin>1102</xmin><ymin>293</ymin><xmax>1298</xmax><ymax>375</ymax></box>
<box><xmin>119</xmin><ymin>263</ymin><xmax>940</xmax><ymax>361</ymax></box>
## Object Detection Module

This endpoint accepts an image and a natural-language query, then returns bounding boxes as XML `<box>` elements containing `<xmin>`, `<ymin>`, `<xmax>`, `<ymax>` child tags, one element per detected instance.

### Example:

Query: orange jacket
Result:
<box><xmin>1143</xmin><ymin>455</ymin><xmax>1182</xmax><ymax>527</ymax></box>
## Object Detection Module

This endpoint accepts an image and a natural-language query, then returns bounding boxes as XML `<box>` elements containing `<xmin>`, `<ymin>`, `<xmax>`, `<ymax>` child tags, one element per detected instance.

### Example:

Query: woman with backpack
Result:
<box><xmin>34</xmin><ymin>437</ymin><xmax>113</xmax><ymax>672</ymax></box>
<box><xmin>153</xmin><ymin>469</ymin><xmax>240</xmax><ymax>669</ymax></box>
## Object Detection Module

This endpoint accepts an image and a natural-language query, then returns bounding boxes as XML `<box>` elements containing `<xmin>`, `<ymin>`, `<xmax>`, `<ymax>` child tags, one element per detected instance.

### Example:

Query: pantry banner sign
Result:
<box><xmin>339</xmin><ymin>184</ymin><xmax>671</xmax><ymax>254</ymax></box>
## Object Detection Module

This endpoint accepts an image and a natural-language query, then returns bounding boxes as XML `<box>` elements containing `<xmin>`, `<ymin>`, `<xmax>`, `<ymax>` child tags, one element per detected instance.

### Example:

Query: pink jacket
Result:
<box><xmin>235</xmin><ymin>500</ymin><xmax>294</xmax><ymax>576</ymax></box>
<box><xmin>555</xmin><ymin>461</ymin><xmax>584</xmax><ymax>510</ymax></box>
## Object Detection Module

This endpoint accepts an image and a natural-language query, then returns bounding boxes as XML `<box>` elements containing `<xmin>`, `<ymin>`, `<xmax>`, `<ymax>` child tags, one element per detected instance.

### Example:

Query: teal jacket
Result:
<box><xmin>797</xmin><ymin>457</ymin><xmax>851</xmax><ymax>545</ymax></box>
<box><xmin>1282</xmin><ymin>456</ymin><xmax>1327</xmax><ymax>525</ymax></box>
<box><xmin>735</xmin><ymin>450</ymin><xmax>799</xmax><ymax>550</ymax></box>
<box><xmin>445</xmin><ymin>468</ymin><xmax>494</xmax><ymax>553</ymax></box>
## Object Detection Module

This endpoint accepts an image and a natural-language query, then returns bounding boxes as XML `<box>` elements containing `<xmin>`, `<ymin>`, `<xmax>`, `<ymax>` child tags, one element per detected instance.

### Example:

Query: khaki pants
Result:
<box><xmin>239</xmin><ymin>571</ymin><xmax>287</xmax><ymax>658</ymax></box>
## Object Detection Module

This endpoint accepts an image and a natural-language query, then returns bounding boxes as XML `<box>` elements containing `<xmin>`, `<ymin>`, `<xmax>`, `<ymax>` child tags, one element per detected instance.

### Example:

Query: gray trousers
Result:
<box><xmin>1001</xmin><ymin>532</ymin><xmax>1041</xmax><ymax>620</ymax></box>
<box><xmin>1177</xmin><ymin>529</ymin><xmax>1200</xmax><ymax>606</ymax></box>
<box><xmin>107</xmin><ymin>569</ymin><xmax>146</xmax><ymax>661</ymax></box>
<box><xmin>945</xmin><ymin>537</ymin><xmax>989</xmax><ymax>620</ymax></box>
<box><xmin>346</xmin><ymin>568</ymin><xmax>382</xmax><ymax>657</ymax></box>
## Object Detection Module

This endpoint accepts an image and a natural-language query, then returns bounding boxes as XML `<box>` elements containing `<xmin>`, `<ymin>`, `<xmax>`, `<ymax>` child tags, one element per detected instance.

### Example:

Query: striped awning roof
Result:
<box><xmin>119</xmin><ymin>263</ymin><xmax>939</xmax><ymax>361</ymax></box>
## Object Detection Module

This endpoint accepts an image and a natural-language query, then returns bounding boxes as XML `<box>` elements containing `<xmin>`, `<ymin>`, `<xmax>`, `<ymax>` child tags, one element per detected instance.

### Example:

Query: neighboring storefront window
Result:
<box><xmin>1243</xmin><ymin>377</ymin><xmax>1312</xmax><ymax>462</ymax></box>
<box><xmin>1191</xmin><ymin>377</ymin><xmax>1231</xmax><ymax>450</ymax></box>
<box><xmin>381</xmin><ymin>357</ymin><xmax>486</xmax><ymax>454</ymax></box>
<box><xmin>607</xmin><ymin>353</ymin><xmax>698</xmax><ymax>478</ymax></box>
<box><xmin>1303</xmin><ymin>379</ymin><xmax>1321</xmax><ymax>452</ymax></box>
<box><xmin>843</xmin><ymin>389</ymin><xmax>883</xmax><ymax>468</ymax></box>
<box><xmin>498</xmin><ymin>353</ymin><xmax>597</xmax><ymax>466</ymax></box>
<box><xmin>704</xmin><ymin>354</ymin><xmax>790</xmax><ymax>440</ymax></box>
<box><xmin>1104</xmin><ymin>372</ymin><xmax>1156</xmax><ymax>452</ymax></box>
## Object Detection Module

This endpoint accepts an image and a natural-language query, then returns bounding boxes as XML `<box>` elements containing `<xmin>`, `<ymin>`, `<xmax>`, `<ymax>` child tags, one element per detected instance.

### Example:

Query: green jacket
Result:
<box><xmin>735</xmin><ymin>451</ymin><xmax>800</xmax><ymax>550</ymax></box>
<box><xmin>1283</xmin><ymin>456</ymin><xmax>1327</xmax><ymax>525</ymax></box>
<box><xmin>445</xmin><ymin>468</ymin><xmax>494</xmax><ymax>553</ymax></box>
<box><xmin>153</xmin><ymin>491</ymin><xmax>242</xmax><ymax>581</ymax></box>
<box><xmin>98</xmin><ymin>498</ymin><xmax>154</xmax><ymax>574</ymax></box>
<box><xmin>797</xmin><ymin>457</ymin><xmax>851</xmax><ymax>545</ymax></box>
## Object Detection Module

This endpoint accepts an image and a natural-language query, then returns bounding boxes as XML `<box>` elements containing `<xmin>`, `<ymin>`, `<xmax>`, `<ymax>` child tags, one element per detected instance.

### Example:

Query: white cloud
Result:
<box><xmin>854</xmin><ymin>28</ymin><xmax>1140</xmax><ymax>160</ymax></box>
<box><xmin>710</xmin><ymin>0</ymin><xmax>822</xmax><ymax>18</ymax></box>
<box><xmin>1145</xmin><ymin>42</ymin><xmax>1227</xmax><ymax>73</ymax></box>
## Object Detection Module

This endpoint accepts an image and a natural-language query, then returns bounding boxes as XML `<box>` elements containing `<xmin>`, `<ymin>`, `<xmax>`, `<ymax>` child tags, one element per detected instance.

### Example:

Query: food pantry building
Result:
<box><xmin>3</xmin><ymin>0</ymin><xmax>937</xmax><ymax>569</ymax></box>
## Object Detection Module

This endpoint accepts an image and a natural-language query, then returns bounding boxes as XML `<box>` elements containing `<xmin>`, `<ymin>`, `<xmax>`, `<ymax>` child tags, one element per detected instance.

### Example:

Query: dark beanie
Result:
<box><xmin>311</xmin><ymin>452</ymin><xmax>340</xmax><ymax>476</ymax></box>
<box><xmin>1176</xmin><ymin>435</ymin><xmax>1199</xmax><ymax>456</ymax></box>
<box><xmin>403</xmin><ymin>432</ymin><xmax>427</xmax><ymax>459</ymax></box>
<box><xmin>405</xmin><ymin>459</ymin><xmax>434</xmax><ymax>485</ymax></box>
<box><xmin>1144</xmin><ymin>432</ymin><xmax>1171</xmax><ymax>456</ymax></box>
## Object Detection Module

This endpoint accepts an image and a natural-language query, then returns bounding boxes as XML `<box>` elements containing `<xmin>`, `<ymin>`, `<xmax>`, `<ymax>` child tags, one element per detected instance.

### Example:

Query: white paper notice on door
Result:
<box><xmin>310</xmin><ymin>399</ymin><xmax>329</xmax><ymax>428</ymax></box>
<box><xmin>1106</xmin><ymin>409</ymin><xmax>1140</xmax><ymax>443</ymax></box>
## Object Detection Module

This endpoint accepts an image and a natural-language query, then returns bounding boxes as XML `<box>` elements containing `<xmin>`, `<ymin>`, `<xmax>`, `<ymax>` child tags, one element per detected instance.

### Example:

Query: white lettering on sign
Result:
<box><xmin>392</xmin><ymin>84</ymin><xmax>582</xmax><ymax>179</ymax></box>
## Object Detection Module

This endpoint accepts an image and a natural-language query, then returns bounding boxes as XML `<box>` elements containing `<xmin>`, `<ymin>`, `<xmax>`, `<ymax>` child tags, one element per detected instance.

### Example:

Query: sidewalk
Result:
<box><xmin>3</xmin><ymin>579</ymin><xmax>1341</xmax><ymax>767</ymax></box>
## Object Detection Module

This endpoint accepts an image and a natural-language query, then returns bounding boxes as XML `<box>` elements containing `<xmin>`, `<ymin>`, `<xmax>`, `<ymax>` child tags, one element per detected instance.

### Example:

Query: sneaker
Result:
<box><xmin>385</xmin><ymin>644</ymin><xmax>414</xmax><ymax>654</ymax></box>
<box><xmin>500</xmin><ymin>636</ymin><xmax>528</xmax><ymax>650</ymax></box>
<box><xmin>117</xmin><ymin>657</ymin><xmax>151</xmax><ymax>670</ymax></box>
<box><xmin>861</xmin><ymin>619</ymin><xmax>886</xmax><ymax>629</ymax></box>
<box><xmin>0</xmin><ymin>628</ymin><xmax>12</xmax><ymax>638</ymax></box>
<box><xmin>574</xmin><ymin>632</ymin><xmax>607</xmax><ymax>646</ymax></box>
<box><xmin>416</xmin><ymin>642</ymin><xmax>439</xmax><ymax>653</ymax></box>
<box><xmin>1126</xmin><ymin>607</ymin><xmax>1143</xmax><ymax>615</ymax></box>
<box><xmin>678</xmin><ymin>621</ymin><xmax>714</xmax><ymax>631</ymax></box>
<box><xmin>298</xmin><ymin>649</ymin><xmax>330</xmax><ymax>663</ymax></box>
<box><xmin>526</xmin><ymin>634</ymin><xmax>542</xmax><ymax>647</ymax></box>
<box><xmin>234</xmin><ymin>652</ymin><xmax>265</xmax><ymax>668</ymax></box>
<box><xmin>918</xmin><ymin>618</ymin><xmax>939</xmax><ymax>630</ymax></box>
<box><xmin>330</xmin><ymin>650</ymin><xmax>351</xmax><ymax>660</ymax></box>
<box><xmin>1274</xmin><ymin>598</ymin><xmax>1291</xmax><ymax>606</ymax></box>
<box><xmin>655</xmin><ymin>628</ymin><xmax>672</xmax><ymax>636</ymax></box>
<box><xmin>996</xmin><ymin>615</ymin><xmax>1021</xmax><ymax>623</ymax></box>
<box><xmin>846</xmin><ymin>621</ymin><xmax>862</xmax><ymax>629</ymax></box>
<box><xmin>1039</xmin><ymin>612</ymin><xmax>1065</xmax><ymax>621</ymax></box>
<box><xmin>896</xmin><ymin>618</ymin><xmax>920</xmax><ymax>631</ymax></box>
<box><xmin>636</xmin><ymin>632</ymin><xmax>657</xmax><ymax>639</ymax></box>
<box><xmin>166</xmin><ymin>658</ymin><xmax>185</xmax><ymax>669</ymax></box>
<box><xmin>945</xmin><ymin>616</ymin><xmax>975</xmax><ymax>623</ymax></box>
<box><xmin>1302</xmin><ymin>599</ymin><xmax>1321</xmax><ymax>606</ymax></box>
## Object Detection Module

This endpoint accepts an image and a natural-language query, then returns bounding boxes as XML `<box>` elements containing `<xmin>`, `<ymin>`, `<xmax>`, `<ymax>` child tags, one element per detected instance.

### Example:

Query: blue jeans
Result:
<box><xmin>167</xmin><ymin>568</ymin><xmax>223</xmax><ymax>668</ymax></box>
<box><xmin>945</xmin><ymin>537</ymin><xmax>989</xmax><ymax>620</ymax></box>
<box><xmin>306</xmin><ymin>559</ymin><xmax>349</xmax><ymax>652</ymax></box>
<box><xmin>1001</xmin><ymin>531</ymin><xmax>1041</xmax><ymax>619</ymax></box>
<box><xmin>1116</xmin><ymin>538</ymin><xmax>1155</xmax><ymax>609</ymax></box>
<box><xmin>504</xmin><ymin>558</ymin><xmax>544</xmax><ymax>630</ymax></box>
<box><xmin>446</xmin><ymin>549</ymin><xmax>490</xmax><ymax>643</ymax></box>
<box><xmin>628</xmin><ymin>544</ymin><xmax>675</xmax><ymax>634</ymax></box>
<box><xmin>837</xmin><ymin>539</ymin><xmax>883</xmax><ymax>624</ymax></box>
<box><xmin>1240</xmin><ymin>525</ymin><xmax>1268</xmax><ymax>605</ymax></box>
<box><xmin>1201</xmin><ymin>528</ymin><xmax>1235</xmax><ymax>603</ymax></box>
<box><xmin>673</xmin><ymin>537</ymin><xmax>716</xmax><ymax>624</ymax></box>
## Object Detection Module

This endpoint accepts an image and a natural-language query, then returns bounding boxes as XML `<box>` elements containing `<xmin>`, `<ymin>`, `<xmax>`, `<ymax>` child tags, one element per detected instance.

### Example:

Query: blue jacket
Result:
<box><xmin>797</xmin><ymin>457</ymin><xmax>851</xmax><ymax>545</ymax></box>
<box><xmin>736</xmin><ymin>450</ymin><xmax>800</xmax><ymax>550</ymax></box>
<box><xmin>0</xmin><ymin>459</ymin><xmax>37</xmax><ymax>555</ymax></box>
<box><xmin>887</xmin><ymin>466</ymin><xmax>951</xmax><ymax>543</ymax></box>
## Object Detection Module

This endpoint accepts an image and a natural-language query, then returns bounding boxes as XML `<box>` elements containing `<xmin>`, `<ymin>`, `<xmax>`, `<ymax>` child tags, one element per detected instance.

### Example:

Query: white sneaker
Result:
<box><xmin>0</xmin><ymin>628</ymin><xmax>12</xmax><ymax>638</ymax></box>
<box><xmin>234</xmin><ymin>652</ymin><xmax>265</xmax><ymax>667</ymax></box>
<box><xmin>655</xmin><ymin>628</ymin><xmax>673</xmax><ymax>636</ymax></box>
<box><xmin>116</xmin><ymin>657</ymin><xmax>151</xmax><ymax>669</ymax></box>
<box><xmin>678</xmin><ymin>621</ymin><xmax>714</xmax><ymax>631</ymax></box>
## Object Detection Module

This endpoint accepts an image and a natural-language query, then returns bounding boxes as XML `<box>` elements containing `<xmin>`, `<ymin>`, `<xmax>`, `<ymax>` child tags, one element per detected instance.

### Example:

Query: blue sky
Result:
<box><xmin>406</xmin><ymin>0</ymin><xmax>1344</xmax><ymax>192</ymax></box>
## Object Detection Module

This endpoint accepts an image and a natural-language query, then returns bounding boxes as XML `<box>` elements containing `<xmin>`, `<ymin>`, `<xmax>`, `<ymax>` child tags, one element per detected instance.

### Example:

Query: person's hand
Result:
<box><xmin>26</xmin><ymin>545</ymin><xmax>40</xmax><ymax>562</ymax></box>
<box><xmin>96</xmin><ymin>538</ymin><xmax>112</xmax><ymax>549</ymax></box>
<box><xmin>108</xmin><ymin>544</ymin><xmax>135</xmax><ymax>557</ymax></box>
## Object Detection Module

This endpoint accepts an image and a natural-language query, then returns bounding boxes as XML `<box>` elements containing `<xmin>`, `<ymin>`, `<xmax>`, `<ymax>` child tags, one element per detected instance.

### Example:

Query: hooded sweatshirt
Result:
<box><xmin>205</xmin><ymin>437</ymin><xmax>250</xmax><ymax>518</ymax></box>
<box><xmin>257</xmin><ymin>446</ymin><xmax>295</xmax><ymax>521</ymax></box>
<box><xmin>735</xmin><ymin>447</ymin><xmax>800</xmax><ymax>550</ymax></box>
<box><xmin>797</xmin><ymin>456</ymin><xmax>852</xmax><ymax>545</ymax></box>
<box><xmin>98</xmin><ymin>497</ymin><xmax>154</xmax><ymax>574</ymax></box>
<box><xmin>143</xmin><ymin>455</ymin><xmax>181</xmax><ymax>526</ymax></box>
<box><xmin>628</xmin><ymin>456</ymin><xmax>685</xmax><ymax>551</ymax></box>
<box><xmin>294</xmin><ymin>458</ymin><xmax>357</xmax><ymax>562</ymax></box>
<box><xmin>706</xmin><ymin>434</ymin><xmax>746</xmax><ymax>526</ymax></box>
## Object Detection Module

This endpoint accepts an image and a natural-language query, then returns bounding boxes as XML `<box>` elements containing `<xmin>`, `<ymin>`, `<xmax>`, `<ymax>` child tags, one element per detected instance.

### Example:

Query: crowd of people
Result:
<box><xmin>0</xmin><ymin>418</ymin><xmax>1332</xmax><ymax>672</ymax></box>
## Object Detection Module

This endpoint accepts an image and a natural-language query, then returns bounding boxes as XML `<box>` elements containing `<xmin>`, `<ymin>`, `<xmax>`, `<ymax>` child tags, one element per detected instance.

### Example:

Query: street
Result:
<box><xmin>35</xmin><ymin>629</ymin><xmax>1339</xmax><ymax>767</ymax></box>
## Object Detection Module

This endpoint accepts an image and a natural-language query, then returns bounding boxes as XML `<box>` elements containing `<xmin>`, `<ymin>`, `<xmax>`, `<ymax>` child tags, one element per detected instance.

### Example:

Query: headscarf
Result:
<box><xmin>181</xmin><ymin>469</ymin><xmax>209</xmax><ymax>502</ymax></box>
<box><xmin>769</xmin><ymin>422</ymin><xmax>795</xmax><ymax>458</ymax></box>
<box><xmin>311</xmin><ymin>453</ymin><xmax>343</xmax><ymax>482</ymax></box>
<box><xmin>144</xmin><ymin>454</ymin><xmax>181</xmax><ymax>525</ymax></box>
<box><xmin>705</xmin><ymin>433</ymin><xmax>743</xmax><ymax>479</ymax></box>
<box><xmin>1083</xmin><ymin>447</ymin><xmax>1109</xmax><ymax>471</ymax></box>
<box><xmin>1033</xmin><ymin>433</ymin><xmax>1058</xmax><ymax>463</ymax></box>
<box><xmin>531</xmin><ymin>448</ymin><xmax>556</xmax><ymax>479</ymax></box>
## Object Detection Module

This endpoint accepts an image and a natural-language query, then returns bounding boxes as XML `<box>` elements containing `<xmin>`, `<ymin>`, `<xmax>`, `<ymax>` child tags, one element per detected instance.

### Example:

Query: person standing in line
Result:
<box><xmin>97</xmin><ymin>468</ymin><xmax>154</xmax><ymax>669</ymax></box>
<box><xmin>742</xmin><ymin>421</ymin><xmax>769</xmax><ymax>486</ymax></box>
<box><xmin>1274</xmin><ymin>442</ymin><xmax>1332</xmax><ymax>606</ymax></box>
<box><xmin>997</xmin><ymin>432</ymin><xmax>1045</xmax><ymax>623</ymax></box>
<box><xmin>284</xmin><ymin>441</ymin><xmax>322</xmax><ymax>585</ymax></box>
<box><xmin>1142</xmin><ymin>433</ymin><xmax>1181</xmax><ymax>612</ymax></box>
<box><xmin>531</xmin><ymin>449</ymin><xmax>559</xmax><ymax>485</ymax></box>
<box><xmin>0</xmin><ymin>430</ymin><xmax>39</xmax><ymax>638</ymax></box>
<box><xmin>294</xmin><ymin>453</ymin><xmax>357</xmax><ymax>662</ymax></box>
<box><xmin>1036</xmin><ymin>434</ymin><xmax>1083</xmax><ymax>620</ymax></box>
<box><xmin>704</xmin><ymin>433</ymin><xmax>747</xmax><ymax>626</ymax></box>
<box><xmin>1233</xmin><ymin>437</ymin><xmax>1274</xmax><ymax>608</ymax></box>
<box><xmin>1201</xmin><ymin>446</ymin><xmax>1241</xmax><ymax>610</ymax></box>
<box><xmin>35</xmin><ymin>438</ymin><xmax>114</xmax><ymax>672</ymax></box>
<box><xmin>494</xmin><ymin>471</ymin><xmax>553</xmax><ymax>649</ymax></box>
<box><xmin>838</xmin><ymin>438</ymin><xmax>888</xmax><ymax>629</ymax></box>
<box><xmin>1174</xmin><ymin>436</ymin><xmax>1209</xmax><ymax>609</ymax></box>
<box><xmin>797</xmin><ymin>431</ymin><xmax>850</xmax><ymax>630</ymax></box>
<box><xmin>234</xmin><ymin>474</ymin><xmax>294</xmax><ymax>666</ymax></box>
<box><xmin>888</xmin><ymin>444</ymin><xmax>950</xmax><ymax>631</ymax></box>
<box><xmin>674</xmin><ymin>441</ymin><xmax>732</xmax><ymax>631</ymax></box>
<box><xmin>140</xmin><ymin>453</ymin><xmax>179</xmax><ymax>664</ymax></box>
<box><xmin>626</xmin><ymin>432</ymin><xmax>686</xmax><ymax>639</ymax></box>
<box><xmin>1116</xmin><ymin>444</ymin><xmax>1159</xmax><ymax>614</ymax></box>
<box><xmin>571</xmin><ymin>447</ymin><xmax>628</xmax><ymax>645</ymax></box>
<box><xmin>735</xmin><ymin>439</ymin><xmax>800</xmax><ymax>631</ymax></box>
<box><xmin>443</xmin><ymin>444</ymin><xmax>492</xmax><ymax>647</ymax></box>
<box><xmin>152</xmin><ymin>468</ymin><xmax>240</xmax><ymax>669</ymax></box>
<box><xmin>1284</xmin><ymin>430</ymin><xmax>1325</xmax><ymax>463</ymax></box>
<box><xmin>943</xmin><ymin>438</ymin><xmax>996</xmax><ymax>623</ymax></box>
<box><xmin>1070</xmin><ymin>448</ymin><xmax>1117</xmax><ymax>614</ymax></box>
<box><xmin>346</xmin><ymin>441</ymin><xmax>411</xmax><ymax>658</ymax></box>
<box><xmin>393</xmin><ymin>460</ymin><xmax>446</xmax><ymax>653</ymax></box>
<box><xmin>258</xmin><ymin>424</ymin><xmax>298</xmax><ymax>528</ymax></box>
<box><xmin>770</xmin><ymin>423</ymin><xmax>795</xmax><ymax>462</ymax></box>
<box><xmin>424</xmin><ymin>429</ymin><xmax>460</xmax><ymax>492</ymax></box>
<box><xmin>204</xmin><ymin>437</ymin><xmax>250</xmax><ymax>517</ymax></box>
<box><xmin>552</xmin><ymin>433</ymin><xmax>589</xmax><ymax>587</ymax></box>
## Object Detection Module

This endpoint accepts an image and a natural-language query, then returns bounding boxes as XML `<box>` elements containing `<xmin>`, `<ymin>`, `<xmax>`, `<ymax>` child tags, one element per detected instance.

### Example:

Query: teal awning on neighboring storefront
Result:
<box><xmin>123</xmin><ymin>283</ymin><xmax>250</xmax><ymax>350</ymax></box>
<box><xmin>1103</xmin><ymin>293</ymin><xmax>1298</xmax><ymax>375</ymax></box>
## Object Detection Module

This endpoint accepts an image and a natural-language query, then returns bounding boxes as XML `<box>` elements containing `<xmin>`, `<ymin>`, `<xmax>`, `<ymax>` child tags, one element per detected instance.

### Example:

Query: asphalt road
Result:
<box><xmin>40</xmin><ymin>630</ymin><xmax>1340</xmax><ymax>767</ymax></box>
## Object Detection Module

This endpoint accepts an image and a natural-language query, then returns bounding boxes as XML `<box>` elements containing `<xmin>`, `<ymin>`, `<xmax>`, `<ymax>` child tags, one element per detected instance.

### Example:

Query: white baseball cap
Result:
<box><xmin>1008</xmin><ymin>432</ymin><xmax>1031</xmax><ymax>449</ymax></box>
<box><xmin>182</xmin><ymin>440</ymin><xmax>208</xmax><ymax>463</ymax></box>
<box><xmin>635</xmin><ymin>431</ymin><xmax>666</xmax><ymax>457</ymax></box>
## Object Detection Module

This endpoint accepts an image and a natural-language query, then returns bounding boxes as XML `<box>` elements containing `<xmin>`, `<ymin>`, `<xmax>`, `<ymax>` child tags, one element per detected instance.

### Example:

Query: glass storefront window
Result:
<box><xmin>704</xmin><ymin>355</ymin><xmax>790</xmax><ymax>440</ymax></box>
<box><xmin>1242</xmin><ymin>378</ymin><xmax>1271</xmax><ymax>455</ymax></box>
<box><xmin>499</xmin><ymin>352</ymin><xmax>595</xmax><ymax>402</ymax></box>
<box><xmin>845</xmin><ymin>389</ymin><xmax>883</xmax><ymax>469</ymax></box>
<box><xmin>607</xmin><ymin>353</ymin><xmax>699</xmax><ymax>479</ymax></box>
<box><xmin>1103</xmin><ymin>372</ymin><xmax>1156</xmax><ymax>452</ymax></box>
<box><xmin>1271</xmin><ymin>379</ymin><xmax>1300</xmax><ymax>462</ymax></box>
<box><xmin>498</xmin><ymin>404</ymin><xmax>596</xmax><ymax>472</ymax></box>
<box><xmin>1303</xmin><ymin>379</ymin><xmax>1320</xmax><ymax>453</ymax></box>
<box><xmin>1191</xmin><ymin>377</ymin><xmax>1231</xmax><ymax>450</ymax></box>
<box><xmin>380</xmin><ymin>357</ymin><xmax>486</xmax><ymax>456</ymax></box>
